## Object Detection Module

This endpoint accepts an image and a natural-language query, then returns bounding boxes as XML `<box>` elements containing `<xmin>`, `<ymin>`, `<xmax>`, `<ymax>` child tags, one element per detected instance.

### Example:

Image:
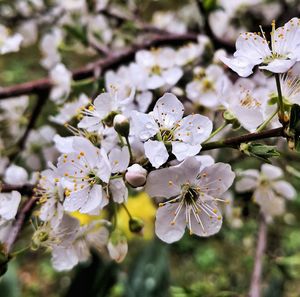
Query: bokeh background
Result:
<box><xmin>1</xmin><ymin>1</ymin><xmax>300</xmax><ymax>297</ymax></box>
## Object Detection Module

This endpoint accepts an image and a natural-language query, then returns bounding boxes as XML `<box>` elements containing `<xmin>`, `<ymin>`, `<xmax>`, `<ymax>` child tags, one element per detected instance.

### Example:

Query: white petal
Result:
<box><xmin>130</xmin><ymin>111</ymin><xmax>159</xmax><ymax>141</ymax></box>
<box><xmin>52</xmin><ymin>246</ymin><xmax>78</xmax><ymax>271</ymax></box>
<box><xmin>152</xmin><ymin>93</ymin><xmax>184</xmax><ymax>129</ymax></box>
<box><xmin>273</xmin><ymin>18</ymin><xmax>300</xmax><ymax>59</ymax></box>
<box><xmin>0</xmin><ymin>191</ymin><xmax>21</xmax><ymax>221</ymax></box>
<box><xmin>259</xmin><ymin>59</ymin><xmax>296</xmax><ymax>73</ymax></box>
<box><xmin>96</xmin><ymin>148</ymin><xmax>112</xmax><ymax>183</ymax></box>
<box><xmin>198</xmin><ymin>163</ymin><xmax>235</xmax><ymax>196</ymax></box>
<box><xmin>72</xmin><ymin>137</ymin><xmax>99</xmax><ymax>168</ymax></box>
<box><xmin>4</xmin><ymin>165</ymin><xmax>28</xmax><ymax>186</ymax></box>
<box><xmin>63</xmin><ymin>188</ymin><xmax>89</xmax><ymax>212</ymax></box>
<box><xmin>172</xmin><ymin>141</ymin><xmax>201</xmax><ymax>161</ymax></box>
<box><xmin>93</xmin><ymin>92</ymin><xmax>114</xmax><ymax>118</ymax></box>
<box><xmin>221</xmin><ymin>56</ymin><xmax>255</xmax><ymax>77</ymax></box>
<box><xmin>235</xmin><ymin>172</ymin><xmax>259</xmax><ymax>192</ymax></box>
<box><xmin>190</xmin><ymin>201</ymin><xmax>222</xmax><ymax>237</ymax></box>
<box><xmin>135</xmin><ymin>50</ymin><xmax>155</xmax><ymax>67</ymax></box>
<box><xmin>109</xmin><ymin>147</ymin><xmax>130</xmax><ymax>173</ymax></box>
<box><xmin>261</xmin><ymin>164</ymin><xmax>283</xmax><ymax>180</ymax></box>
<box><xmin>162</xmin><ymin>67</ymin><xmax>183</xmax><ymax>85</ymax></box>
<box><xmin>53</xmin><ymin>135</ymin><xmax>75</xmax><ymax>153</ymax></box>
<box><xmin>195</xmin><ymin>155</ymin><xmax>215</xmax><ymax>170</ymax></box>
<box><xmin>145</xmin><ymin>156</ymin><xmax>201</xmax><ymax>198</ymax></box>
<box><xmin>80</xmin><ymin>184</ymin><xmax>103</xmax><ymax>213</ymax></box>
<box><xmin>272</xmin><ymin>180</ymin><xmax>296</xmax><ymax>200</ymax></box>
<box><xmin>234</xmin><ymin>33</ymin><xmax>271</xmax><ymax>64</ymax></box>
<box><xmin>144</xmin><ymin>140</ymin><xmax>169</xmax><ymax>168</ymax></box>
<box><xmin>146</xmin><ymin>75</ymin><xmax>165</xmax><ymax>89</ymax></box>
<box><xmin>155</xmin><ymin>203</ymin><xmax>186</xmax><ymax>243</ymax></box>
<box><xmin>109</xmin><ymin>178</ymin><xmax>128</xmax><ymax>203</ymax></box>
<box><xmin>174</xmin><ymin>114</ymin><xmax>213</xmax><ymax>144</ymax></box>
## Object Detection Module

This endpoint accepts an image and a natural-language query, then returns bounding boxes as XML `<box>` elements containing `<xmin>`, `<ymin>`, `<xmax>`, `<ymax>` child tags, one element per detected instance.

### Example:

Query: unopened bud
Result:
<box><xmin>129</xmin><ymin>217</ymin><xmax>144</xmax><ymax>233</ymax></box>
<box><xmin>113</xmin><ymin>114</ymin><xmax>130</xmax><ymax>138</ymax></box>
<box><xmin>108</xmin><ymin>229</ymin><xmax>128</xmax><ymax>263</ymax></box>
<box><xmin>125</xmin><ymin>164</ymin><xmax>147</xmax><ymax>187</ymax></box>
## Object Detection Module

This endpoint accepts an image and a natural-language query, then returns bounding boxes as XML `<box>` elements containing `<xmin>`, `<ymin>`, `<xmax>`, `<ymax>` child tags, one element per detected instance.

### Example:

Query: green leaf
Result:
<box><xmin>240</xmin><ymin>143</ymin><xmax>280</xmax><ymax>162</ymax></box>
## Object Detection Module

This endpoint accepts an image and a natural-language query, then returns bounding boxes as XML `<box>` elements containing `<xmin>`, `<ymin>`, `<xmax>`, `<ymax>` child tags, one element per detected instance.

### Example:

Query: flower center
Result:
<box><xmin>151</xmin><ymin>65</ymin><xmax>162</xmax><ymax>75</ymax></box>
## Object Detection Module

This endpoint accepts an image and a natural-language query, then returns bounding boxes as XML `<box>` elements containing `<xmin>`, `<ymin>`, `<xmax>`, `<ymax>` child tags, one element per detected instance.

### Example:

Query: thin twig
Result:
<box><xmin>249</xmin><ymin>214</ymin><xmax>267</xmax><ymax>297</ymax></box>
<box><xmin>6</xmin><ymin>197</ymin><xmax>38</xmax><ymax>252</ymax></box>
<box><xmin>18</xmin><ymin>90</ymin><xmax>49</xmax><ymax>151</ymax></box>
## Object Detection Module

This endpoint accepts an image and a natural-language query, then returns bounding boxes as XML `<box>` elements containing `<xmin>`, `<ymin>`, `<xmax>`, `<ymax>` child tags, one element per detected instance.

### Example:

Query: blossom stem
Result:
<box><xmin>10</xmin><ymin>245</ymin><xmax>30</xmax><ymax>257</ymax></box>
<box><xmin>125</xmin><ymin>137</ymin><xmax>133</xmax><ymax>161</ymax></box>
<box><xmin>121</xmin><ymin>203</ymin><xmax>133</xmax><ymax>219</ymax></box>
<box><xmin>275</xmin><ymin>73</ymin><xmax>284</xmax><ymax>122</ymax></box>
<box><xmin>256</xmin><ymin>108</ymin><xmax>278</xmax><ymax>132</ymax></box>
<box><xmin>118</xmin><ymin>134</ymin><xmax>125</xmax><ymax>147</ymax></box>
<box><xmin>201</xmin><ymin>127</ymin><xmax>284</xmax><ymax>151</ymax></box>
<box><xmin>248</xmin><ymin>214</ymin><xmax>267</xmax><ymax>297</ymax></box>
<box><xmin>203</xmin><ymin>122</ymin><xmax>228</xmax><ymax>143</ymax></box>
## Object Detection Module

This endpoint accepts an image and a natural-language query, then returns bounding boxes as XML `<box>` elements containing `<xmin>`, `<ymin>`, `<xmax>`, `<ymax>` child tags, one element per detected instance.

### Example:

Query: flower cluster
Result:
<box><xmin>0</xmin><ymin>0</ymin><xmax>299</xmax><ymax>276</ymax></box>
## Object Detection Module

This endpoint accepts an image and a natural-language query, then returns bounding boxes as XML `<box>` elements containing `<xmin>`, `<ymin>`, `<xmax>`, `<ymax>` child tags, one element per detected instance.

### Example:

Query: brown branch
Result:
<box><xmin>0</xmin><ymin>183</ymin><xmax>34</xmax><ymax>196</ymax></box>
<box><xmin>249</xmin><ymin>214</ymin><xmax>267</xmax><ymax>297</ymax></box>
<box><xmin>0</xmin><ymin>32</ymin><xmax>197</xmax><ymax>100</ymax></box>
<box><xmin>18</xmin><ymin>90</ymin><xmax>49</xmax><ymax>151</ymax></box>
<box><xmin>202</xmin><ymin>127</ymin><xmax>284</xmax><ymax>151</ymax></box>
<box><xmin>6</xmin><ymin>197</ymin><xmax>38</xmax><ymax>252</ymax></box>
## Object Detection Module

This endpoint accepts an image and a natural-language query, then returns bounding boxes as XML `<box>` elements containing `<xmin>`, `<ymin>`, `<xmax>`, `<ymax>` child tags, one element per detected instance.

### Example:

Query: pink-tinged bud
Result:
<box><xmin>113</xmin><ymin>114</ymin><xmax>130</xmax><ymax>138</ymax></box>
<box><xmin>107</xmin><ymin>230</ymin><xmax>128</xmax><ymax>263</ymax></box>
<box><xmin>125</xmin><ymin>164</ymin><xmax>147</xmax><ymax>187</ymax></box>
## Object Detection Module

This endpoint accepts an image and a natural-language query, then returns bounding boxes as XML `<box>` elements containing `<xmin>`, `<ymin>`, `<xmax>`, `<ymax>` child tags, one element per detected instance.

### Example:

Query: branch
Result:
<box><xmin>17</xmin><ymin>90</ymin><xmax>49</xmax><ymax>151</ymax></box>
<box><xmin>249</xmin><ymin>214</ymin><xmax>268</xmax><ymax>297</ymax></box>
<box><xmin>201</xmin><ymin>127</ymin><xmax>284</xmax><ymax>151</ymax></box>
<box><xmin>0</xmin><ymin>183</ymin><xmax>34</xmax><ymax>196</ymax></box>
<box><xmin>0</xmin><ymin>32</ymin><xmax>197</xmax><ymax>100</ymax></box>
<box><xmin>6</xmin><ymin>197</ymin><xmax>38</xmax><ymax>252</ymax></box>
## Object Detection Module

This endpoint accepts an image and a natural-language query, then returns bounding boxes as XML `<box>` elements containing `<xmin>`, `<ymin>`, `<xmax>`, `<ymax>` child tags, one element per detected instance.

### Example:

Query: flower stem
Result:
<box><xmin>125</xmin><ymin>137</ymin><xmax>133</xmax><ymax>161</ymax></box>
<box><xmin>256</xmin><ymin>108</ymin><xmax>278</xmax><ymax>132</ymax></box>
<box><xmin>203</xmin><ymin>122</ymin><xmax>228</xmax><ymax>143</ymax></box>
<box><xmin>275</xmin><ymin>73</ymin><xmax>284</xmax><ymax>122</ymax></box>
<box><xmin>10</xmin><ymin>245</ymin><xmax>30</xmax><ymax>257</ymax></box>
<box><xmin>121</xmin><ymin>203</ymin><xmax>132</xmax><ymax>219</ymax></box>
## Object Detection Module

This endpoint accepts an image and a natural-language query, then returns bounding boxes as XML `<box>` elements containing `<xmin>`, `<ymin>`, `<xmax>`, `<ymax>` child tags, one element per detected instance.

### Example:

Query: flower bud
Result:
<box><xmin>125</xmin><ymin>164</ymin><xmax>147</xmax><ymax>187</ymax></box>
<box><xmin>113</xmin><ymin>114</ymin><xmax>130</xmax><ymax>138</ymax></box>
<box><xmin>129</xmin><ymin>217</ymin><xmax>144</xmax><ymax>234</ymax></box>
<box><xmin>107</xmin><ymin>230</ymin><xmax>128</xmax><ymax>263</ymax></box>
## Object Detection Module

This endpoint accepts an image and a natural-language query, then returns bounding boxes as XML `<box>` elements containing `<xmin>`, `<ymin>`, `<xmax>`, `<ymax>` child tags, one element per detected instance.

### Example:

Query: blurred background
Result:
<box><xmin>1</xmin><ymin>0</ymin><xmax>300</xmax><ymax>297</ymax></box>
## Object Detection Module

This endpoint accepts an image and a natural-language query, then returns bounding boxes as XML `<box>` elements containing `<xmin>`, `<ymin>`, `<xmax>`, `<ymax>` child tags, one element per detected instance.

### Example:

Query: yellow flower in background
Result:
<box><xmin>117</xmin><ymin>192</ymin><xmax>156</xmax><ymax>240</ymax></box>
<box><xmin>70</xmin><ymin>192</ymin><xmax>156</xmax><ymax>240</ymax></box>
<box><xmin>71</xmin><ymin>211</ymin><xmax>107</xmax><ymax>225</ymax></box>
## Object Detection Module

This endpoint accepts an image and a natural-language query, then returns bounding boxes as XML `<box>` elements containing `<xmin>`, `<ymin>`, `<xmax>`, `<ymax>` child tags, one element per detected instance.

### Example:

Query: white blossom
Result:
<box><xmin>221</xmin><ymin>18</ymin><xmax>300</xmax><ymax>77</ymax></box>
<box><xmin>0</xmin><ymin>25</ymin><xmax>23</xmax><ymax>55</ymax></box>
<box><xmin>236</xmin><ymin>164</ymin><xmax>296</xmax><ymax>219</ymax></box>
<box><xmin>131</xmin><ymin>93</ymin><xmax>212</xmax><ymax>167</ymax></box>
<box><xmin>145</xmin><ymin>157</ymin><xmax>235</xmax><ymax>243</ymax></box>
